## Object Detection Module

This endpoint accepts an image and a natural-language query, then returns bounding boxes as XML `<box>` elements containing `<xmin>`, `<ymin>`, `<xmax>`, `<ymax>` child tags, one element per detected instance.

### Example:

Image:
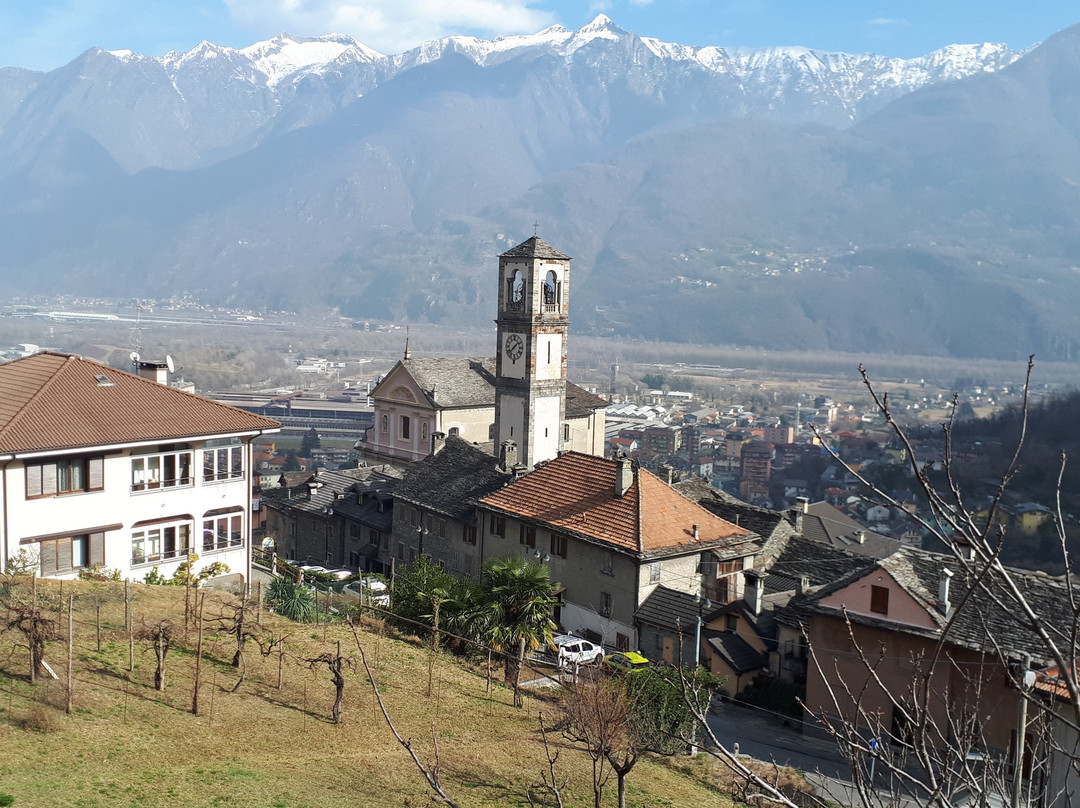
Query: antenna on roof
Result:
<box><xmin>165</xmin><ymin>354</ymin><xmax>175</xmax><ymax>373</ymax></box>
<box><xmin>403</xmin><ymin>328</ymin><xmax>411</xmax><ymax>360</ymax></box>
<box><xmin>129</xmin><ymin>351</ymin><xmax>140</xmax><ymax>367</ymax></box>
<box><xmin>129</xmin><ymin>301</ymin><xmax>143</xmax><ymax>355</ymax></box>
<box><xmin>533</xmin><ymin>220</ymin><xmax>539</xmax><ymax>236</ymax></box>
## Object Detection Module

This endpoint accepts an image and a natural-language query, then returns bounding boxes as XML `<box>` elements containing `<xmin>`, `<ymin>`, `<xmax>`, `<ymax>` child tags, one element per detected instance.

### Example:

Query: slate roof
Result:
<box><xmin>264</xmin><ymin>467</ymin><xmax>402</xmax><ymax>532</ymax></box>
<box><xmin>635</xmin><ymin>585</ymin><xmax>709</xmax><ymax>634</ymax></box>
<box><xmin>565</xmin><ymin>383</ymin><xmax>607</xmax><ymax>419</ymax></box>
<box><xmin>800</xmin><ymin>545</ymin><xmax>1080</xmax><ymax>666</ymax></box>
<box><xmin>766</xmin><ymin>534</ymin><xmax>873</xmax><ymax>591</ymax></box>
<box><xmin>802</xmin><ymin>501</ymin><xmax>900</xmax><ymax>558</ymax></box>
<box><xmin>376</xmin><ymin>357</ymin><xmax>605</xmax><ymax>415</ymax></box>
<box><xmin>393</xmin><ymin>357</ymin><xmax>497</xmax><ymax>409</ymax></box>
<box><xmin>0</xmin><ymin>351</ymin><xmax>279</xmax><ymax>454</ymax></box>
<box><xmin>676</xmin><ymin>478</ymin><xmax>792</xmax><ymax>540</ymax></box>
<box><xmin>707</xmin><ymin>633</ymin><xmax>767</xmax><ymax>674</ymax></box>
<box><xmin>394</xmin><ymin>436</ymin><xmax>510</xmax><ymax>521</ymax></box>
<box><xmin>500</xmin><ymin>236</ymin><xmax>570</xmax><ymax>260</ymax></box>
<box><xmin>479</xmin><ymin>453</ymin><xmax>756</xmax><ymax>557</ymax></box>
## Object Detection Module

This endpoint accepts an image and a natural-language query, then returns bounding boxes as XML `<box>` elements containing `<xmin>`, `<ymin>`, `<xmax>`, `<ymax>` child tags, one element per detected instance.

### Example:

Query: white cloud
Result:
<box><xmin>223</xmin><ymin>0</ymin><xmax>557</xmax><ymax>53</ymax></box>
<box><xmin>866</xmin><ymin>17</ymin><xmax>908</xmax><ymax>28</ymax></box>
<box><xmin>628</xmin><ymin>0</ymin><xmax>654</xmax><ymax>6</ymax></box>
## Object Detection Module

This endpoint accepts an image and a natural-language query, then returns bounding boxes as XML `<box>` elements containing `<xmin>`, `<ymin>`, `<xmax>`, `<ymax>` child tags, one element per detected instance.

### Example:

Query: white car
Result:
<box><xmin>344</xmin><ymin>576</ymin><xmax>390</xmax><ymax>606</ymax></box>
<box><xmin>553</xmin><ymin>634</ymin><xmax>604</xmax><ymax>667</ymax></box>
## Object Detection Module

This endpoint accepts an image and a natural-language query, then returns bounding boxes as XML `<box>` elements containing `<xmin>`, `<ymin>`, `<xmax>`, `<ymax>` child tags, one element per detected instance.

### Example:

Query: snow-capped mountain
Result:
<box><xmin>0</xmin><ymin>16</ymin><xmax>1023</xmax><ymax>173</ymax></box>
<box><xmin>1</xmin><ymin>16</ymin><xmax>1078</xmax><ymax>361</ymax></box>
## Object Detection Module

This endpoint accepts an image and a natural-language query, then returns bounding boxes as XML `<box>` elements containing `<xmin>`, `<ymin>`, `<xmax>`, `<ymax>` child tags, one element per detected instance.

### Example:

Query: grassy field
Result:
<box><xmin>0</xmin><ymin>577</ymin><xmax>736</xmax><ymax>808</ymax></box>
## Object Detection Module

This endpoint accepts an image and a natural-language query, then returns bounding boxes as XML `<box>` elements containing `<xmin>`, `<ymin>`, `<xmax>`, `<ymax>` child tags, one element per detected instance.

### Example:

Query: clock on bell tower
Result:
<box><xmin>493</xmin><ymin>236</ymin><xmax>571</xmax><ymax>469</ymax></box>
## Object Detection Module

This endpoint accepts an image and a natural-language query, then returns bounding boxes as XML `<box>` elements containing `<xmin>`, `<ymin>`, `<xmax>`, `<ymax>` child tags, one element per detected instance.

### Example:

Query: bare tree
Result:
<box><xmin>527</xmin><ymin>711</ymin><xmax>567</xmax><ymax>808</ymax></box>
<box><xmin>211</xmin><ymin>594</ymin><xmax>260</xmax><ymax>693</ymax></box>
<box><xmin>301</xmin><ymin>639</ymin><xmax>352</xmax><ymax>724</ymax></box>
<box><xmin>348</xmin><ymin>621</ymin><xmax>461</xmax><ymax>807</ymax></box>
<box><xmin>135</xmin><ymin>619</ymin><xmax>175</xmax><ymax>691</ymax></box>
<box><xmin>1</xmin><ymin>574</ymin><xmax>59</xmax><ymax>682</ymax></box>
<box><xmin>795</xmin><ymin>357</ymin><xmax>1080</xmax><ymax>808</ymax></box>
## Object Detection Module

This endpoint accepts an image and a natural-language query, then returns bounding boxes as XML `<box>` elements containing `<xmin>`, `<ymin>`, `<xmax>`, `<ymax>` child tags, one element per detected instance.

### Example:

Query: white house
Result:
<box><xmin>0</xmin><ymin>352</ymin><xmax>280</xmax><ymax>582</ymax></box>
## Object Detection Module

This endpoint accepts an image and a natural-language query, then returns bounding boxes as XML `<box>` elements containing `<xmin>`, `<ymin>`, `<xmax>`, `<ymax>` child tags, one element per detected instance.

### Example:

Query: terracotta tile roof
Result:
<box><xmin>479</xmin><ymin>452</ymin><xmax>753</xmax><ymax>557</ymax></box>
<box><xmin>0</xmin><ymin>352</ymin><xmax>280</xmax><ymax>454</ymax></box>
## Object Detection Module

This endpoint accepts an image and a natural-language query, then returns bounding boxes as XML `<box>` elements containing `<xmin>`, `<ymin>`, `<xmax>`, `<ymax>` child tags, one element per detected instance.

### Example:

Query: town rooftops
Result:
<box><xmin>802</xmin><ymin>500</ymin><xmax>900</xmax><ymax>558</ymax></box>
<box><xmin>479</xmin><ymin>452</ymin><xmax>755</xmax><ymax>557</ymax></box>
<box><xmin>500</xmin><ymin>236</ymin><xmax>570</xmax><ymax>261</ymax></box>
<box><xmin>0</xmin><ymin>351</ymin><xmax>279</xmax><ymax>455</ymax></box>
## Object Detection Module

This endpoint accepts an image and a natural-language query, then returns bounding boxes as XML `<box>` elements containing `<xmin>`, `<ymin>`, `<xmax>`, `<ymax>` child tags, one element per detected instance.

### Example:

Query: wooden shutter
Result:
<box><xmin>56</xmin><ymin>538</ymin><xmax>72</xmax><ymax>572</ymax></box>
<box><xmin>88</xmin><ymin>457</ymin><xmax>104</xmax><ymax>491</ymax></box>
<box><xmin>25</xmin><ymin>464</ymin><xmax>42</xmax><ymax>498</ymax></box>
<box><xmin>89</xmin><ymin>532</ymin><xmax>105</xmax><ymax>567</ymax></box>
<box><xmin>39</xmin><ymin>540</ymin><xmax>57</xmax><ymax>575</ymax></box>
<box><xmin>40</xmin><ymin>462</ymin><xmax>58</xmax><ymax>496</ymax></box>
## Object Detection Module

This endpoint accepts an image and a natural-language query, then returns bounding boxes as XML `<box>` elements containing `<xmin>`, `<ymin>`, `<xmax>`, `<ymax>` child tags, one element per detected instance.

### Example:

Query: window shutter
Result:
<box><xmin>88</xmin><ymin>457</ymin><xmax>104</xmax><ymax>491</ymax></box>
<box><xmin>89</xmin><ymin>532</ymin><xmax>105</xmax><ymax>567</ymax></box>
<box><xmin>56</xmin><ymin>538</ymin><xmax>72</xmax><ymax>572</ymax></box>
<box><xmin>41</xmin><ymin>462</ymin><xmax>58</xmax><ymax>496</ymax></box>
<box><xmin>26</xmin><ymin>465</ymin><xmax>42</xmax><ymax>498</ymax></box>
<box><xmin>40</xmin><ymin>540</ymin><xmax>57</xmax><ymax>575</ymax></box>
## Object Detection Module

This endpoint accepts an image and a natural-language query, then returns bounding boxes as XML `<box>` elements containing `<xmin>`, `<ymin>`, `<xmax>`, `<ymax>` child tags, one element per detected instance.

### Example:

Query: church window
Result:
<box><xmin>449</xmin><ymin>427</ymin><xmax>460</xmax><ymax>437</ymax></box>
<box><xmin>400</xmin><ymin>416</ymin><xmax>411</xmax><ymax>440</ymax></box>
<box><xmin>508</xmin><ymin>269</ymin><xmax>525</xmax><ymax>309</ymax></box>
<box><xmin>543</xmin><ymin>270</ymin><xmax>560</xmax><ymax>310</ymax></box>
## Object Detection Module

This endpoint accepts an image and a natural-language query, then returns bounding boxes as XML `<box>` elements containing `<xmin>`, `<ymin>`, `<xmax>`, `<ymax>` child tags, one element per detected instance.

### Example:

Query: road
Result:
<box><xmin>706</xmin><ymin>700</ymin><xmax>921</xmax><ymax>807</ymax></box>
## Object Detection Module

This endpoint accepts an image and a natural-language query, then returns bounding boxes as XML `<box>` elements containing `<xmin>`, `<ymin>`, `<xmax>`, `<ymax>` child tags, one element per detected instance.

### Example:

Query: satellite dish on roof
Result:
<box><xmin>129</xmin><ymin>351</ymin><xmax>140</xmax><ymax>365</ymax></box>
<box><xmin>165</xmin><ymin>354</ymin><xmax>175</xmax><ymax>373</ymax></box>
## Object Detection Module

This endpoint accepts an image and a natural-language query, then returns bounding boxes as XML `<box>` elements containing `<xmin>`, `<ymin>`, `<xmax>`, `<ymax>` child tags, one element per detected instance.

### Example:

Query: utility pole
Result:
<box><xmin>1013</xmin><ymin>653</ymin><xmax>1032</xmax><ymax>808</ymax></box>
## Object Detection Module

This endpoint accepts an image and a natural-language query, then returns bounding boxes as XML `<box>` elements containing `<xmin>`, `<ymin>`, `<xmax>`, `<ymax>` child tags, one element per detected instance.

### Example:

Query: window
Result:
<box><xmin>203</xmin><ymin>439</ymin><xmax>242</xmax><ymax>483</ymax></box>
<box><xmin>131</xmin><ymin>520</ymin><xmax>192</xmax><ymax>565</ymax></box>
<box><xmin>564</xmin><ymin>423</ymin><xmax>570</xmax><ymax>442</ymax></box>
<box><xmin>36</xmin><ymin>532</ymin><xmax>105</xmax><ymax>575</ymax></box>
<box><xmin>491</xmin><ymin>515</ymin><xmax>506</xmax><ymax>538</ymax></box>
<box><xmin>616</xmin><ymin>633</ymin><xmax>629</xmax><ymax>652</ymax></box>
<box><xmin>349</xmin><ymin>551</ymin><xmax>359</xmax><ymax>567</ymax></box>
<box><xmin>600</xmin><ymin>592</ymin><xmax>613</xmax><ymax>618</ymax></box>
<box><xmin>520</xmin><ymin>524</ymin><xmax>536</xmax><ymax>548</ymax></box>
<box><xmin>508</xmin><ymin>269</ymin><xmax>525</xmax><ymax>307</ymax></box>
<box><xmin>870</xmin><ymin>585</ymin><xmax>890</xmax><ymax>615</ymax></box>
<box><xmin>648</xmin><ymin>561</ymin><xmax>661</xmax><ymax>583</ymax></box>
<box><xmin>202</xmin><ymin>509</ymin><xmax>243</xmax><ymax>552</ymax></box>
<box><xmin>131</xmin><ymin>446</ymin><xmax>193</xmax><ymax>492</ymax></box>
<box><xmin>400</xmin><ymin>416</ymin><xmax>411</xmax><ymax>440</ymax></box>
<box><xmin>449</xmin><ymin>427</ymin><xmax>460</xmax><ymax>437</ymax></box>
<box><xmin>349</xmin><ymin>523</ymin><xmax>360</xmax><ymax>539</ymax></box>
<box><xmin>726</xmin><ymin>615</ymin><xmax>739</xmax><ymax>631</ymax></box>
<box><xmin>550</xmin><ymin>534</ymin><xmax>568</xmax><ymax>558</ymax></box>
<box><xmin>26</xmin><ymin>456</ymin><xmax>104</xmax><ymax>498</ymax></box>
<box><xmin>397</xmin><ymin>542</ymin><xmax>405</xmax><ymax>562</ymax></box>
<box><xmin>601</xmin><ymin>552</ymin><xmax>614</xmax><ymax>576</ymax></box>
<box><xmin>438</xmin><ymin>519</ymin><xmax>447</xmax><ymax>538</ymax></box>
<box><xmin>463</xmin><ymin>524</ymin><xmax>477</xmax><ymax>545</ymax></box>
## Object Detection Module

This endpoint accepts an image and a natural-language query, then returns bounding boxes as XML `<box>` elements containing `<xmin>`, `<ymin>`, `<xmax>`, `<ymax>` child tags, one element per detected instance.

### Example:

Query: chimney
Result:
<box><xmin>856</xmin><ymin>530</ymin><xmax>866</xmax><ymax>544</ymax></box>
<box><xmin>615</xmin><ymin>457</ymin><xmax>634</xmax><ymax>497</ymax></box>
<box><xmin>692</xmin><ymin>524</ymin><xmax>700</xmax><ymax>542</ymax></box>
<box><xmin>797</xmin><ymin>575</ymin><xmax>810</xmax><ymax>595</ymax></box>
<box><xmin>499</xmin><ymin>441</ymin><xmax>518</xmax><ymax>473</ymax></box>
<box><xmin>431</xmin><ymin>431</ymin><xmax>446</xmax><ymax>456</ymax></box>
<box><xmin>938</xmin><ymin>567</ymin><xmax>954</xmax><ymax>618</ymax></box>
<box><xmin>792</xmin><ymin>497</ymin><xmax>809</xmax><ymax>533</ymax></box>
<box><xmin>136</xmin><ymin>359</ymin><xmax>170</xmax><ymax>385</ymax></box>
<box><xmin>743</xmin><ymin>569</ymin><xmax>765</xmax><ymax>616</ymax></box>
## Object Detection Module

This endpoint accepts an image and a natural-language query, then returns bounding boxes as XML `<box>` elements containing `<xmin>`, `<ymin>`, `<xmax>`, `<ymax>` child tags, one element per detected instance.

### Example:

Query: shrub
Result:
<box><xmin>267</xmin><ymin>578</ymin><xmax>316</xmax><ymax>622</ymax></box>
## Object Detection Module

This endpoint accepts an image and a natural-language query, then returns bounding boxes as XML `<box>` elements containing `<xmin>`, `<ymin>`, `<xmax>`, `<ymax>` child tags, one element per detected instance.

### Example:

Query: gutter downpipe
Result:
<box><xmin>0</xmin><ymin>456</ymin><xmax>13</xmax><ymax>573</ymax></box>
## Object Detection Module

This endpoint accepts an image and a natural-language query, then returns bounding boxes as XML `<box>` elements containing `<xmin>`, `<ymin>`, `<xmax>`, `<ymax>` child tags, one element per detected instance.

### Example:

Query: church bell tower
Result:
<box><xmin>493</xmin><ymin>237</ymin><xmax>570</xmax><ymax>469</ymax></box>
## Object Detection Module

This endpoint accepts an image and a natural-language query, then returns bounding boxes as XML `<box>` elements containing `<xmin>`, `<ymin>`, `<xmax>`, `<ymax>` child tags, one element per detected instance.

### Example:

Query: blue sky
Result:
<box><xmin>2</xmin><ymin>0</ymin><xmax>1078</xmax><ymax>72</ymax></box>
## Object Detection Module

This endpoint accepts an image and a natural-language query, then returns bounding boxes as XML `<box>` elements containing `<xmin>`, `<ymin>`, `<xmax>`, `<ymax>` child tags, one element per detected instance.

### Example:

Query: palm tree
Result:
<box><xmin>477</xmin><ymin>555</ymin><xmax>559</xmax><ymax>687</ymax></box>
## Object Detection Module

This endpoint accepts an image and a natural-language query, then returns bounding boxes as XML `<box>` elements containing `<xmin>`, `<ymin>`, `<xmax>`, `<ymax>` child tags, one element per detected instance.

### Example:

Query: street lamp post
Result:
<box><xmin>693</xmin><ymin>592</ymin><xmax>712</xmax><ymax>669</ymax></box>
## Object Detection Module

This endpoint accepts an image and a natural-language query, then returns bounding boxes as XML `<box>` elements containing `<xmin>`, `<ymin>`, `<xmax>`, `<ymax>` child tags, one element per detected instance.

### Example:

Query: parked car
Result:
<box><xmin>604</xmin><ymin>651</ymin><xmax>651</xmax><ymax>674</ymax></box>
<box><xmin>344</xmin><ymin>576</ymin><xmax>390</xmax><ymax>606</ymax></box>
<box><xmin>553</xmin><ymin>634</ymin><xmax>604</xmax><ymax>667</ymax></box>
